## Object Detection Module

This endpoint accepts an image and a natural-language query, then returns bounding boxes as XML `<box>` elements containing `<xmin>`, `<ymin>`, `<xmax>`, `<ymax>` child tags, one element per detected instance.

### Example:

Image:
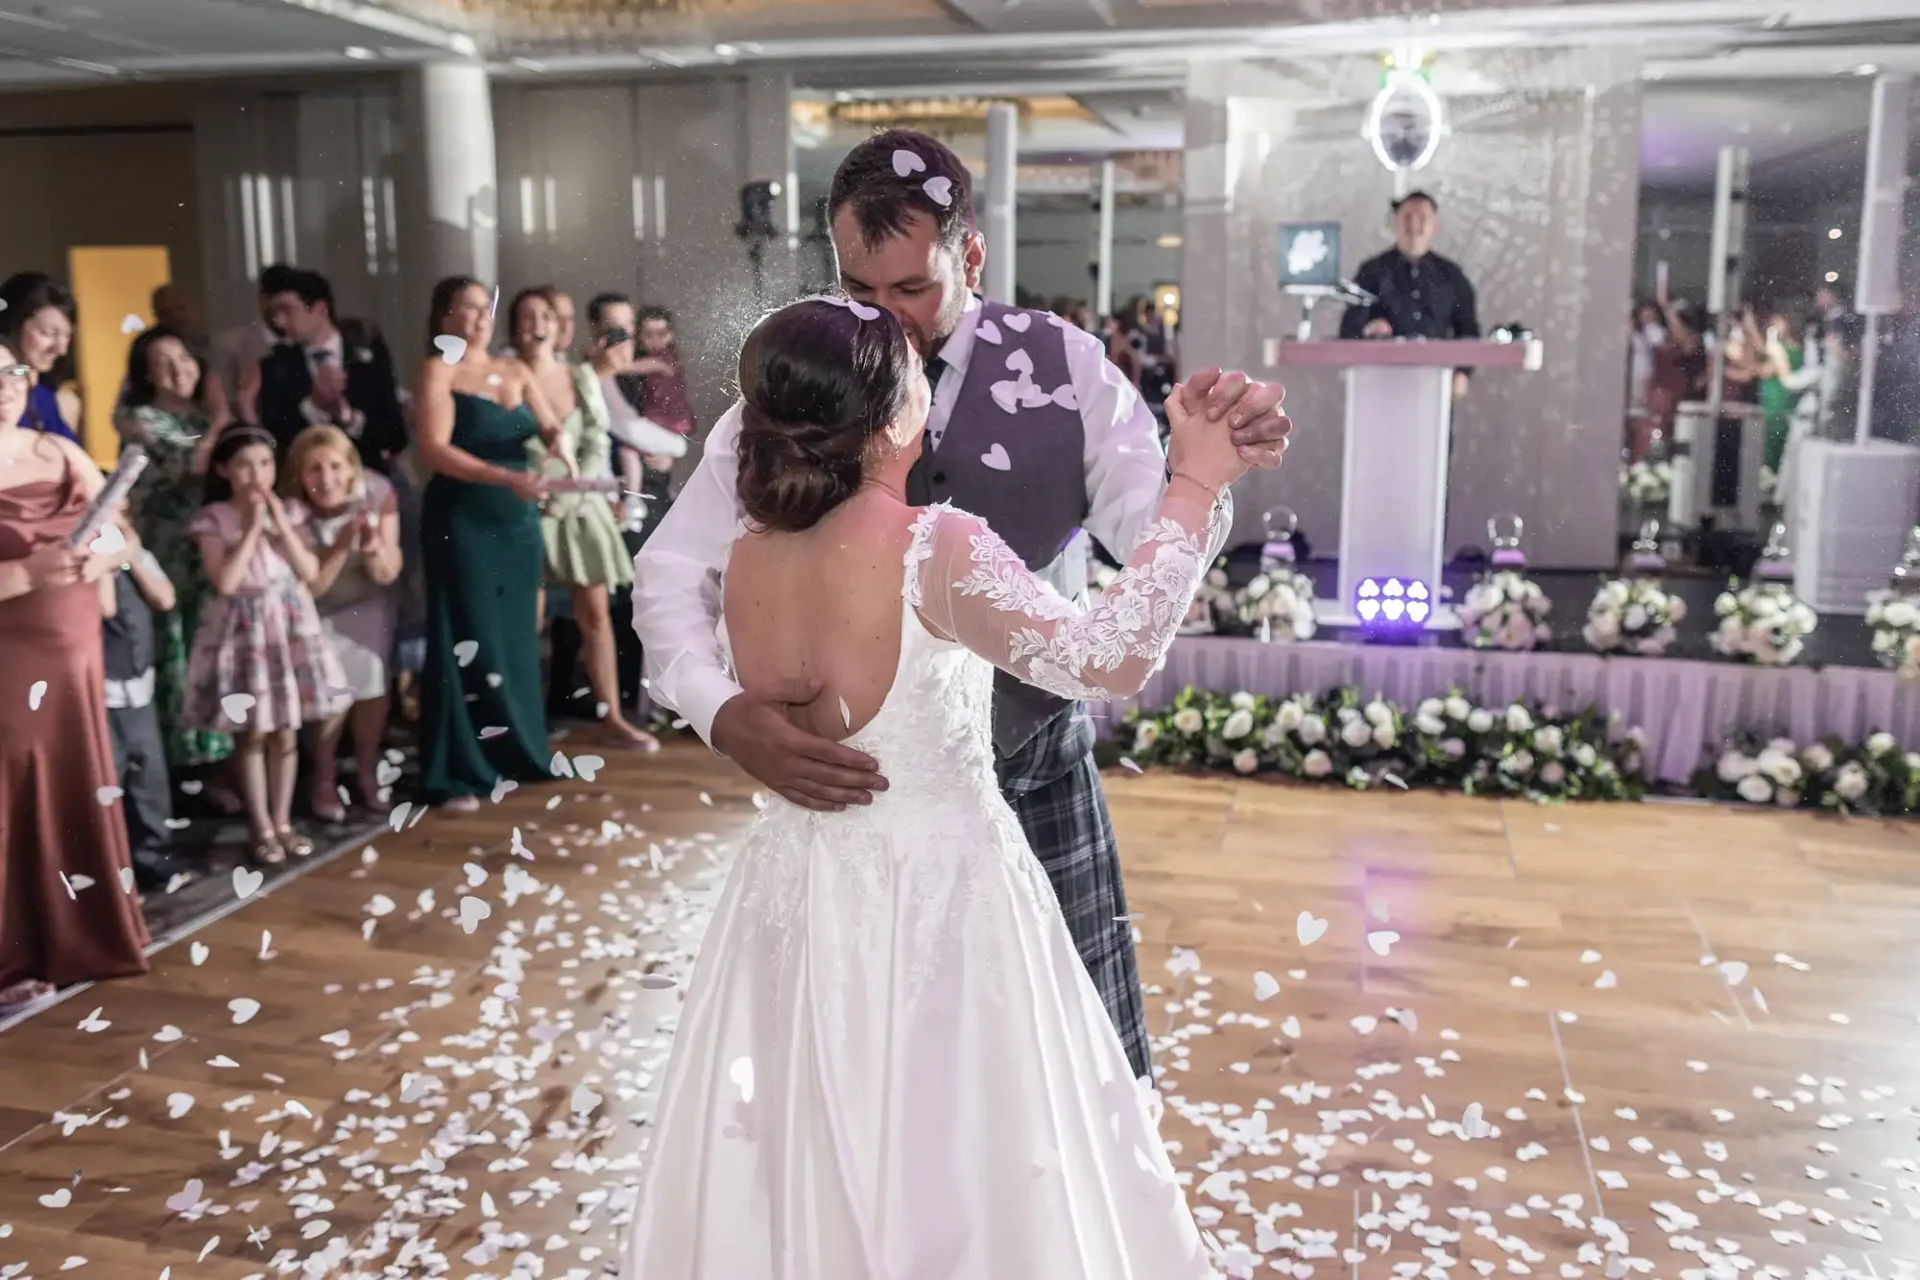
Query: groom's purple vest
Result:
<box><xmin>907</xmin><ymin>300</ymin><xmax>1090</xmax><ymax>758</ymax></box>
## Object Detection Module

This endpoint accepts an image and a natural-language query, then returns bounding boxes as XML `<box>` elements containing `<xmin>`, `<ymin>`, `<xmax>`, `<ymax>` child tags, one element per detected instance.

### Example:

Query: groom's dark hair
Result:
<box><xmin>828</xmin><ymin>128</ymin><xmax>975</xmax><ymax>258</ymax></box>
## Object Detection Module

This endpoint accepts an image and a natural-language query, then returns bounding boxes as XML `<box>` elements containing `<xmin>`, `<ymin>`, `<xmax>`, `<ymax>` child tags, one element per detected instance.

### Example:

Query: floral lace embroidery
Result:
<box><xmin>900</xmin><ymin>501</ymin><xmax>953</xmax><ymax>611</ymax></box>
<box><xmin>953</xmin><ymin>517</ymin><xmax>1209</xmax><ymax>701</ymax></box>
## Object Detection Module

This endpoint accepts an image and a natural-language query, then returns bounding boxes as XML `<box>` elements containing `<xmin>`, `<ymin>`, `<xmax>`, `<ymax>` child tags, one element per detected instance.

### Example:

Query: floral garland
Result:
<box><xmin>1122</xmin><ymin>686</ymin><xmax>1644</xmax><ymax>803</ymax></box>
<box><xmin>1694</xmin><ymin>731</ymin><xmax>1920</xmax><ymax>817</ymax></box>
<box><xmin>1710</xmin><ymin>581</ymin><xmax>1817</xmax><ymax>666</ymax></box>
<box><xmin>1865</xmin><ymin>589</ymin><xmax>1920</xmax><ymax>680</ymax></box>
<box><xmin>1583</xmin><ymin>576</ymin><xmax>1686</xmax><ymax>656</ymax></box>
<box><xmin>1457</xmin><ymin>571</ymin><xmax>1553</xmax><ymax>651</ymax></box>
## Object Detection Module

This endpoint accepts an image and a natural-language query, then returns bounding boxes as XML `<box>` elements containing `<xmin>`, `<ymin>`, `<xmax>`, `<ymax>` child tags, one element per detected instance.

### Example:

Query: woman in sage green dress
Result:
<box><xmin>507</xmin><ymin>288</ymin><xmax>657</xmax><ymax>751</ymax></box>
<box><xmin>414</xmin><ymin>278</ymin><xmax>570</xmax><ymax>812</ymax></box>
<box><xmin>116</xmin><ymin>325</ymin><xmax>236</xmax><ymax>773</ymax></box>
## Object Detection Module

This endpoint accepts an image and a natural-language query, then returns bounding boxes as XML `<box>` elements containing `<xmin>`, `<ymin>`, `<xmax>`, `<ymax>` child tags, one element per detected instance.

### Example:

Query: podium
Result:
<box><xmin>1263</xmin><ymin>337</ymin><xmax>1539</xmax><ymax>627</ymax></box>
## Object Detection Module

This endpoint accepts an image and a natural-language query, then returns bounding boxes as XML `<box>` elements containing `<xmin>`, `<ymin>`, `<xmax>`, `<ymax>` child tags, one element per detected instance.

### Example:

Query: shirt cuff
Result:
<box><xmin>658</xmin><ymin>661</ymin><xmax>746</xmax><ymax>754</ymax></box>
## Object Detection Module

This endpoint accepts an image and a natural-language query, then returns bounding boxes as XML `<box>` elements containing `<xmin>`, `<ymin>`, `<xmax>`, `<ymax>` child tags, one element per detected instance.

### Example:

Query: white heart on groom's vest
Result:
<box><xmin>1003</xmin><ymin>312</ymin><xmax>1031</xmax><ymax>333</ymax></box>
<box><xmin>1004</xmin><ymin>349</ymin><xmax>1033</xmax><ymax>376</ymax></box>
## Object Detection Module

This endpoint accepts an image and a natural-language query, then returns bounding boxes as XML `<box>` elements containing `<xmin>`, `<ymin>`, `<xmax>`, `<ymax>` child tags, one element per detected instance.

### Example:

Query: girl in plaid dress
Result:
<box><xmin>183</xmin><ymin>427</ymin><xmax>353</xmax><ymax>864</ymax></box>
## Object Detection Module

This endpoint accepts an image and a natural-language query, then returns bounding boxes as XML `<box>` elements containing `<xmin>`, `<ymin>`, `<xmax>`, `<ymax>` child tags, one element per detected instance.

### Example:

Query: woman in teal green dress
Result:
<box><xmin>1759</xmin><ymin>309</ymin><xmax>1805</xmax><ymax>475</ymax></box>
<box><xmin>116</xmin><ymin>325</ymin><xmax>236</xmax><ymax>773</ymax></box>
<box><xmin>414</xmin><ymin>277</ymin><xmax>571</xmax><ymax>811</ymax></box>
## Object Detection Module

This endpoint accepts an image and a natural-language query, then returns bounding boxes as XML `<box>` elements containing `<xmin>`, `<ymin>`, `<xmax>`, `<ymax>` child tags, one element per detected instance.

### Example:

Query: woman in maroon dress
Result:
<box><xmin>0</xmin><ymin>339</ymin><xmax>150</xmax><ymax>1012</ymax></box>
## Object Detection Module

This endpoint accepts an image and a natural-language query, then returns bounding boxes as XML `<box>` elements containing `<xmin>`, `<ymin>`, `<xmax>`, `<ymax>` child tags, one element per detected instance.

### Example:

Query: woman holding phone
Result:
<box><xmin>0</xmin><ymin>340</ymin><xmax>151</xmax><ymax>1013</ymax></box>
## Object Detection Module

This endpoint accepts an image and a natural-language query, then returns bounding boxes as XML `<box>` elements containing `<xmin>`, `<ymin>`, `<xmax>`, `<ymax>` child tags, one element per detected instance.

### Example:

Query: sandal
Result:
<box><xmin>252</xmin><ymin>837</ymin><xmax>287</xmax><ymax>866</ymax></box>
<box><xmin>277</xmin><ymin>829</ymin><xmax>316</xmax><ymax>858</ymax></box>
<box><xmin>0</xmin><ymin>979</ymin><xmax>55</xmax><ymax>1012</ymax></box>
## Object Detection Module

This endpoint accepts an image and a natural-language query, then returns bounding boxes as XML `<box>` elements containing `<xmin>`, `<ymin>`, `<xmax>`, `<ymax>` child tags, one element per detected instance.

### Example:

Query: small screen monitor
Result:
<box><xmin>1277</xmin><ymin>222</ymin><xmax>1342</xmax><ymax>289</ymax></box>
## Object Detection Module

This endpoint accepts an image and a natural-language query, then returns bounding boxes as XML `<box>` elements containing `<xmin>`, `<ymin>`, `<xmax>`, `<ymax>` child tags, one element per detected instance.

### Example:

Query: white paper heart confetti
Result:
<box><xmin>189</xmin><ymin>942</ymin><xmax>209</xmax><ymax>966</ymax></box>
<box><xmin>120</xmin><ymin>313</ymin><xmax>145</xmax><ymax>335</ymax></box>
<box><xmin>220</xmin><ymin>693</ymin><xmax>256</xmax><ymax>724</ymax></box>
<box><xmin>95</xmin><ymin>785</ymin><xmax>122</xmax><ymax>806</ymax></box>
<box><xmin>1252</xmin><ymin>970</ymin><xmax>1280</xmax><ymax>1001</ymax></box>
<box><xmin>570</xmin><ymin>1084</ymin><xmax>602</xmax><ymax>1114</ymax></box>
<box><xmin>729</xmin><ymin>1055</ymin><xmax>755</xmax><ymax>1103</ymax></box>
<box><xmin>38</xmin><ymin>1188</ymin><xmax>70</xmax><ymax>1209</ymax></box>
<box><xmin>118</xmin><ymin>866</ymin><xmax>134</xmax><ymax>893</ymax></box>
<box><xmin>89</xmin><ymin>523</ymin><xmax>127</xmax><ymax>556</ymax></box>
<box><xmin>848</xmin><ymin>301</ymin><xmax>880</xmax><ymax>321</ymax></box>
<box><xmin>980</xmin><ymin>443</ymin><xmax>1011</xmax><ymax>471</ymax></box>
<box><xmin>1461</xmin><ymin>1102</ymin><xmax>1493</xmax><ymax>1139</ymax></box>
<box><xmin>433</xmin><ymin>334</ymin><xmax>467</xmax><ymax>364</ymax></box>
<box><xmin>166</xmin><ymin>1092</ymin><xmax>195</xmax><ymax>1120</ymax></box>
<box><xmin>976</xmin><ymin>319</ymin><xmax>1002</xmax><ymax>345</ymax></box>
<box><xmin>922</xmin><ymin>176</ymin><xmax>953</xmax><ymax>207</ymax></box>
<box><xmin>1296</xmin><ymin>911</ymin><xmax>1328</xmax><ymax>945</ymax></box>
<box><xmin>1366</xmin><ymin>930</ymin><xmax>1401</xmax><ymax>956</ymax></box>
<box><xmin>28</xmin><ymin>680</ymin><xmax>46</xmax><ymax>710</ymax></box>
<box><xmin>153</xmin><ymin>1024</ymin><xmax>182</xmax><ymax>1043</ymax></box>
<box><xmin>573</xmin><ymin>754</ymin><xmax>605</xmax><ymax>782</ymax></box>
<box><xmin>459</xmin><ymin>896</ymin><xmax>491</xmax><ymax>933</ymax></box>
<box><xmin>891</xmin><ymin>148</ymin><xmax>925</xmax><ymax>177</ymax></box>
<box><xmin>164</xmin><ymin>1179</ymin><xmax>203</xmax><ymax>1212</ymax></box>
<box><xmin>453</xmin><ymin>639</ymin><xmax>478</xmax><ymax>667</ymax></box>
<box><xmin>1003</xmin><ymin>312</ymin><xmax>1031</xmax><ymax>333</ymax></box>
<box><xmin>227</xmin><ymin>997</ymin><xmax>261</xmax><ymax>1025</ymax></box>
<box><xmin>232</xmin><ymin>866</ymin><xmax>263</xmax><ymax>899</ymax></box>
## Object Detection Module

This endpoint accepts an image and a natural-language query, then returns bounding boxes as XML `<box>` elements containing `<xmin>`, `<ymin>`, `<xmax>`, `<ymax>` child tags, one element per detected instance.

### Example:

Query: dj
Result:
<box><xmin>1340</xmin><ymin>191</ymin><xmax>1480</xmax><ymax>397</ymax></box>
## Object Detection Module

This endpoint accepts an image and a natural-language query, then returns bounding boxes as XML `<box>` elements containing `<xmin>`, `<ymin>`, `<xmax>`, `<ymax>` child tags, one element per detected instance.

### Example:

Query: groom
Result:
<box><xmin>632</xmin><ymin>129</ymin><xmax>1290</xmax><ymax>1080</ymax></box>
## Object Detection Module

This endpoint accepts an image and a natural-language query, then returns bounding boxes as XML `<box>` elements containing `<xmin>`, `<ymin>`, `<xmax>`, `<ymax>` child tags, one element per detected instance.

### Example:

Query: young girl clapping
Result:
<box><xmin>183</xmin><ymin>428</ymin><xmax>353</xmax><ymax>864</ymax></box>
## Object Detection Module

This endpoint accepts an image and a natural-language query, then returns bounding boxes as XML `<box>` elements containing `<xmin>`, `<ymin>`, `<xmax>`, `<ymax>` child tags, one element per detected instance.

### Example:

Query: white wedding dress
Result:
<box><xmin>620</xmin><ymin>502</ymin><xmax>1221</xmax><ymax>1280</ymax></box>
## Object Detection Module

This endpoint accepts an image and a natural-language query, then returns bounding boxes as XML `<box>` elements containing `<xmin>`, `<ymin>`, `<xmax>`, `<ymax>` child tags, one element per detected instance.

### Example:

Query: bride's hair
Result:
<box><xmin>736</xmin><ymin>298</ymin><xmax>915</xmax><ymax>533</ymax></box>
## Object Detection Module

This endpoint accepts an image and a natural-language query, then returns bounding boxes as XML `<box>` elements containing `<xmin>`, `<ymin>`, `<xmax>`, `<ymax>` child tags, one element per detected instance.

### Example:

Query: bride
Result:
<box><xmin>619</xmin><ymin>296</ymin><xmax>1249</xmax><ymax>1278</ymax></box>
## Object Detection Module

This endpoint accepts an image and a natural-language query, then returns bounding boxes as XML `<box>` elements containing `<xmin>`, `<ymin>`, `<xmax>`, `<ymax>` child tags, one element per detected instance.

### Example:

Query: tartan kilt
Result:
<box><xmin>997</xmin><ymin>707</ymin><xmax>1151</xmax><ymax>1080</ymax></box>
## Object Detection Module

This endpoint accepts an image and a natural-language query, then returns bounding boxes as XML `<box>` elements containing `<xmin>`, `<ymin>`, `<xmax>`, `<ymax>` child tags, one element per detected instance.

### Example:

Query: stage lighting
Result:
<box><xmin>1357</xmin><ymin>577</ymin><xmax>1430</xmax><ymax>636</ymax></box>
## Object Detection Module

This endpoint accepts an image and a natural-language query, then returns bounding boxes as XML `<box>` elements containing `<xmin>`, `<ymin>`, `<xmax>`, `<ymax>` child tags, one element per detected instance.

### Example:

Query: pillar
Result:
<box><xmin>984</xmin><ymin>102</ymin><xmax>1017</xmax><ymax>304</ymax></box>
<box><xmin>1095</xmin><ymin>157</ymin><xmax>1116</xmax><ymax>320</ymax></box>
<box><xmin>401</xmin><ymin>62</ymin><xmax>499</xmax><ymax>295</ymax></box>
<box><xmin>1855</xmin><ymin>73</ymin><xmax>1911</xmax><ymax>443</ymax></box>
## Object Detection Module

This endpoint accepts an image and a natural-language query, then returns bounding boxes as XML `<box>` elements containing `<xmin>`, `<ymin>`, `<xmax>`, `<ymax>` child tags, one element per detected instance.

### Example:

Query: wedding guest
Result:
<box><xmin>244</xmin><ymin>269</ymin><xmax>407</xmax><ymax>472</ymax></box>
<box><xmin>0</xmin><ymin>273</ymin><xmax>80</xmax><ymax>444</ymax></box>
<box><xmin>415</xmin><ymin>276</ymin><xmax>565</xmax><ymax>812</ymax></box>
<box><xmin>212</xmin><ymin>263</ymin><xmax>297</xmax><ymax>413</ymax></box>
<box><xmin>183</xmin><ymin>428</ymin><xmax>352</xmax><ymax>864</ymax></box>
<box><xmin>548</xmin><ymin>289</ymin><xmax>579</xmax><ymax>362</ymax></box>
<box><xmin>285</xmin><ymin>425</ymin><xmax>402</xmax><ymax>817</ymax></box>
<box><xmin>510</xmin><ymin>289</ymin><xmax>655</xmax><ymax>750</ymax></box>
<box><xmin>0</xmin><ymin>340</ymin><xmax>150</xmax><ymax>1012</ymax></box>
<box><xmin>584</xmin><ymin>294</ymin><xmax>688</xmax><ymax>537</ymax></box>
<box><xmin>117</xmin><ymin>325</ymin><xmax>237</xmax><ymax>776</ymax></box>
<box><xmin>101</xmin><ymin>517</ymin><xmax>191</xmax><ymax>890</ymax></box>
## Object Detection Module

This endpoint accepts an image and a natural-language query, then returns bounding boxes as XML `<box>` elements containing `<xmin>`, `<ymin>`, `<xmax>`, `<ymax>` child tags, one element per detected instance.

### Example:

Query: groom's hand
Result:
<box><xmin>711</xmin><ymin>679</ymin><xmax>888</xmax><ymax>812</ymax></box>
<box><xmin>1178</xmin><ymin>368</ymin><xmax>1292</xmax><ymax>471</ymax></box>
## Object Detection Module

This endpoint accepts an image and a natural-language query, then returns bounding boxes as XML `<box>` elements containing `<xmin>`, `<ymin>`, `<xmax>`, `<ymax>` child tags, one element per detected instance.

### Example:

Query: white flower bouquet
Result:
<box><xmin>1866</xmin><ymin>589</ymin><xmax>1920</xmax><ymax>680</ymax></box>
<box><xmin>1620</xmin><ymin>459</ymin><xmax>1673</xmax><ymax>508</ymax></box>
<box><xmin>1457</xmin><ymin>571</ymin><xmax>1552</xmax><ymax>651</ymax></box>
<box><xmin>1710</xmin><ymin>582</ymin><xmax>1816</xmax><ymax>666</ymax></box>
<box><xmin>1231</xmin><ymin>567</ymin><xmax>1317</xmax><ymax>642</ymax></box>
<box><xmin>1583</xmin><ymin>576</ymin><xmax>1686</xmax><ymax>656</ymax></box>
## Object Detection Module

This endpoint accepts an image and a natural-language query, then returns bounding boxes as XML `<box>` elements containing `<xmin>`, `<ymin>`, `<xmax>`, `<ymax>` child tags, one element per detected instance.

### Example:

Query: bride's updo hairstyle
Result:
<box><xmin>736</xmin><ymin>297</ymin><xmax>915</xmax><ymax>533</ymax></box>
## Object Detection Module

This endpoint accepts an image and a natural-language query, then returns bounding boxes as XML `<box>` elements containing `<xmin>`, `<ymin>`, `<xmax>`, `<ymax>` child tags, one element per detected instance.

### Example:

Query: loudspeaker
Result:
<box><xmin>1856</xmin><ymin>75</ymin><xmax>1912</xmax><ymax>317</ymax></box>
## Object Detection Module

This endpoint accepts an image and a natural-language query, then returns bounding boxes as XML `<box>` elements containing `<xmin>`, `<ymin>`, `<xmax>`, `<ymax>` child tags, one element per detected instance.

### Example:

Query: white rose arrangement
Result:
<box><xmin>1584</xmin><ymin>576</ymin><xmax>1686</xmax><ymax>656</ymax></box>
<box><xmin>1701</xmin><ymin>730</ymin><xmax>1919</xmax><ymax>816</ymax></box>
<box><xmin>1457</xmin><ymin>570</ymin><xmax>1553</xmax><ymax>652</ymax></box>
<box><xmin>1865</xmin><ymin>589</ymin><xmax>1920</xmax><ymax>680</ymax></box>
<box><xmin>1710</xmin><ymin>582</ymin><xmax>1816</xmax><ymax>666</ymax></box>
<box><xmin>1231</xmin><ymin>567</ymin><xmax>1317</xmax><ymax>642</ymax></box>
<box><xmin>1620</xmin><ymin>459</ymin><xmax>1672</xmax><ymax>508</ymax></box>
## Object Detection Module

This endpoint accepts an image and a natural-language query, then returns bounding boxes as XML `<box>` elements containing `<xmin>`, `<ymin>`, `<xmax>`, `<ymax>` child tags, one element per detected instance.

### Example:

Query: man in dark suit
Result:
<box><xmin>1341</xmin><ymin>190</ymin><xmax>1480</xmax><ymax>399</ymax></box>
<box><xmin>243</xmin><ymin>269</ymin><xmax>406</xmax><ymax>471</ymax></box>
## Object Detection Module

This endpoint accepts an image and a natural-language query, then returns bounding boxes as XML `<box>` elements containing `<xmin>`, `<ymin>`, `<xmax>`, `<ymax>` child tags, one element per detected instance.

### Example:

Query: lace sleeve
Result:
<box><xmin>907</xmin><ymin>500</ymin><xmax>1216</xmax><ymax>701</ymax></box>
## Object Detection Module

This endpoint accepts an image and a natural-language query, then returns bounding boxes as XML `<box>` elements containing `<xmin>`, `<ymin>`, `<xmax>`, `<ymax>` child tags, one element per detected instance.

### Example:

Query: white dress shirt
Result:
<box><xmin>632</xmin><ymin>293</ymin><xmax>1228</xmax><ymax>749</ymax></box>
<box><xmin>298</xmin><ymin>328</ymin><xmax>367</xmax><ymax>438</ymax></box>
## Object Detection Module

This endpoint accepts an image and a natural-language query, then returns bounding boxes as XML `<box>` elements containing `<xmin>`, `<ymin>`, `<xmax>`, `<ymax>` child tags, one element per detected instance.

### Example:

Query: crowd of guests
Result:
<box><xmin>1626</xmin><ymin>279</ymin><xmax>1857</xmax><ymax>496</ymax></box>
<box><xmin>0</xmin><ymin>264</ymin><xmax>698</xmax><ymax>1014</ymax></box>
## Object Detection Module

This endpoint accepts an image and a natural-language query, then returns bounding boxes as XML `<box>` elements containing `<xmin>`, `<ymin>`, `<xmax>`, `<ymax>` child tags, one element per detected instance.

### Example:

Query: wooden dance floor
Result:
<box><xmin>1</xmin><ymin>741</ymin><xmax>1916</xmax><ymax>1278</ymax></box>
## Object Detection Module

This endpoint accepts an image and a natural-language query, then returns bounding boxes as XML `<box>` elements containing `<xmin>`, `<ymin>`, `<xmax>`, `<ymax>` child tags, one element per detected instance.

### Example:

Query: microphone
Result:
<box><xmin>1334</xmin><ymin>280</ymin><xmax>1378</xmax><ymax>307</ymax></box>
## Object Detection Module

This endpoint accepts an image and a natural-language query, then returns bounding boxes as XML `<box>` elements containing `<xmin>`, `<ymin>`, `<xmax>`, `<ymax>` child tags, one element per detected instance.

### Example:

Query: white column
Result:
<box><xmin>403</xmin><ymin>62</ymin><xmax>498</xmax><ymax>288</ymax></box>
<box><xmin>983</xmin><ymin>102</ymin><xmax>1017</xmax><ymax>304</ymax></box>
<box><xmin>1855</xmin><ymin>73</ymin><xmax>1912</xmax><ymax>444</ymax></box>
<box><xmin>1095</xmin><ymin>157</ymin><xmax>1116</xmax><ymax>319</ymax></box>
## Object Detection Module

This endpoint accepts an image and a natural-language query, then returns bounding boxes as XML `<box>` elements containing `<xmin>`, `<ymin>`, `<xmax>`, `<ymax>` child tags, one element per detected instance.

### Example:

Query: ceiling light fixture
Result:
<box><xmin>1855</xmin><ymin>63</ymin><xmax>1879</xmax><ymax>76</ymax></box>
<box><xmin>713</xmin><ymin>43</ymin><xmax>739</xmax><ymax>61</ymax></box>
<box><xmin>344</xmin><ymin>46</ymin><xmax>375</xmax><ymax>60</ymax></box>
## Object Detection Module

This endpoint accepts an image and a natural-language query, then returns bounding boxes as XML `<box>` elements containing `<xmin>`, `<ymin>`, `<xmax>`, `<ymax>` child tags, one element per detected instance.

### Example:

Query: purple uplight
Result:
<box><xmin>1356</xmin><ymin>577</ymin><xmax>1430</xmax><ymax>635</ymax></box>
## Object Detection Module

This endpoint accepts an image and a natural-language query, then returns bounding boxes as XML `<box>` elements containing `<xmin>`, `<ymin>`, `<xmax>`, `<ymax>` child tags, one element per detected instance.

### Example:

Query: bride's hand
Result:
<box><xmin>1164</xmin><ymin>378</ymin><xmax>1251</xmax><ymax>496</ymax></box>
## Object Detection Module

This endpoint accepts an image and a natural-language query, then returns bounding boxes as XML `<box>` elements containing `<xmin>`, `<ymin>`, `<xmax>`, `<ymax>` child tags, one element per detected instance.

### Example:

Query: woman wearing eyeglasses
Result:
<box><xmin>0</xmin><ymin>273</ymin><xmax>80</xmax><ymax>445</ymax></box>
<box><xmin>0</xmin><ymin>342</ymin><xmax>152</xmax><ymax>1014</ymax></box>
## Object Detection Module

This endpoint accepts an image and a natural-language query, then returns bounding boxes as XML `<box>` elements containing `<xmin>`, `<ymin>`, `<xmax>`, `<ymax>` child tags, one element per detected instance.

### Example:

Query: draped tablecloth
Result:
<box><xmin>1088</xmin><ymin>638</ymin><xmax>1920</xmax><ymax>785</ymax></box>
